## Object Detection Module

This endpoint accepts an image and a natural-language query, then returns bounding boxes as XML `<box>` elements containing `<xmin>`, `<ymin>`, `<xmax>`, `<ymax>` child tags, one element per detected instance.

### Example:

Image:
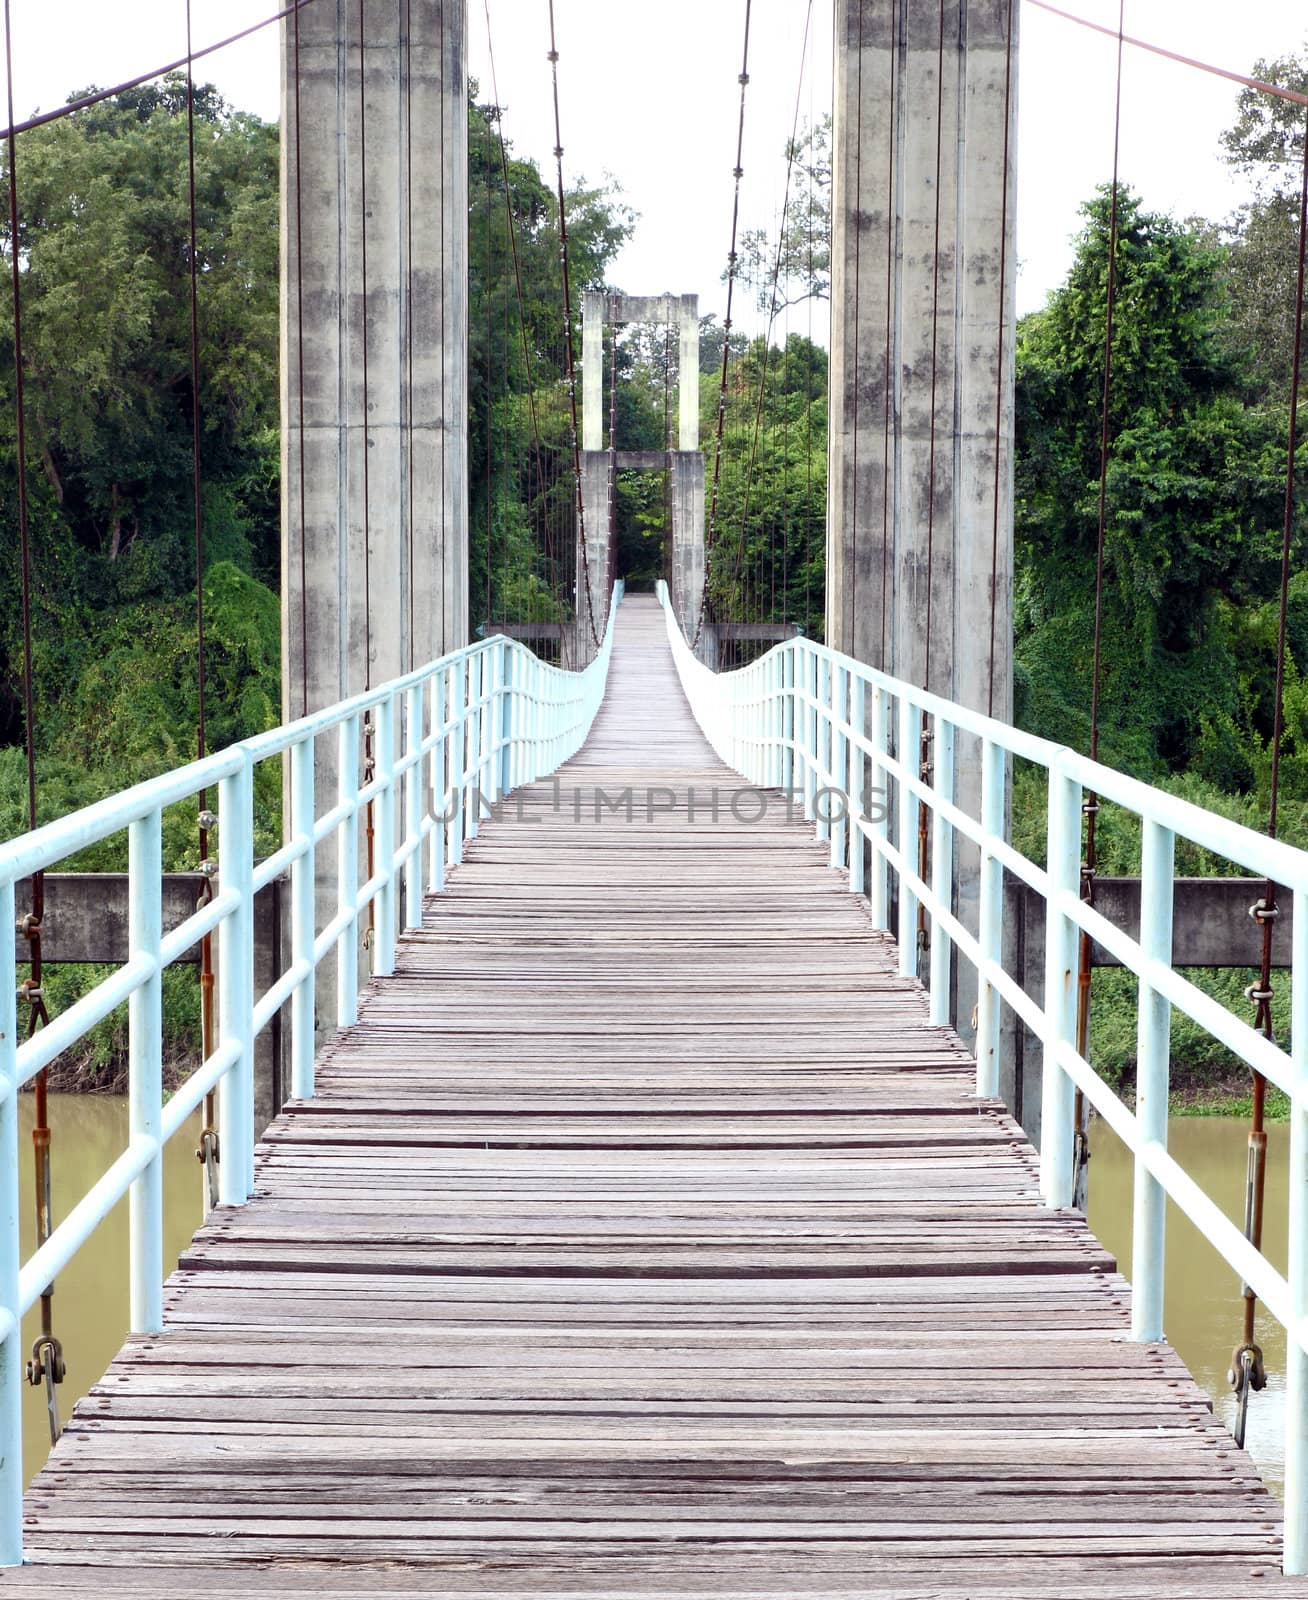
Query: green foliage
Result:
<box><xmin>1014</xmin><ymin>187</ymin><xmax>1301</xmax><ymax>783</ymax></box>
<box><xmin>702</xmin><ymin>333</ymin><xmax>828</xmax><ymax>641</ymax></box>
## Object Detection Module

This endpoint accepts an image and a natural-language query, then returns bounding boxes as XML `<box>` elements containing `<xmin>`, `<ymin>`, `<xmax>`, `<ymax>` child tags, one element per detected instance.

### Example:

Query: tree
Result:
<box><xmin>1014</xmin><ymin>187</ymin><xmax>1292</xmax><ymax>780</ymax></box>
<box><xmin>737</xmin><ymin>116</ymin><xmax>831</xmax><ymax>313</ymax></box>
<box><xmin>0</xmin><ymin>77</ymin><xmax>280</xmax><ymax>588</ymax></box>
<box><xmin>1219</xmin><ymin>50</ymin><xmax>1308</xmax><ymax>402</ymax></box>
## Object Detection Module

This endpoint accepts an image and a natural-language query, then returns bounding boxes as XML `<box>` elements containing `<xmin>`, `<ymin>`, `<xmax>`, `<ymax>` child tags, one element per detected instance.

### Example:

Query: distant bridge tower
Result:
<box><xmin>280</xmin><ymin>0</ymin><xmax>469</xmax><ymax>716</ymax></box>
<box><xmin>827</xmin><ymin>0</ymin><xmax>1017</xmax><ymax>1042</ymax></box>
<box><xmin>579</xmin><ymin>291</ymin><xmax>707</xmax><ymax>665</ymax></box>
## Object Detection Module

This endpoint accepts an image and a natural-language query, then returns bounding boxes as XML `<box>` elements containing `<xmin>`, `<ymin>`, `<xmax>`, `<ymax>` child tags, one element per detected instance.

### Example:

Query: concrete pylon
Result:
<box><xmin>575</xmin><ymin>291</ymin><xmax>707</xmax><ymax>665</ymax></box>
<box><xmin>827</xmin><ymin>0</ymin><xmax>1017</xmax><ymax>1044</ymax></box>
<box><xmin>279</xmin><ymin>0</ymin><xmax>468</xmax><ymax>1038</ymax></box>
<box><xmin>280</xmin><ymin>0</ymin><xmax>468</xmax><ymax>715</ymax></box>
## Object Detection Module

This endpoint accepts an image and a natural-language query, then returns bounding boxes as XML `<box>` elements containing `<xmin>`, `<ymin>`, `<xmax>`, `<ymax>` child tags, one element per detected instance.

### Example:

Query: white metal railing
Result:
<box><xmin>0</xmin><ymin>583</ymin><xmax>621</xmax><ymax>1563</ymax></box>
<box><xmin>658</xmin><ymin>581</ymin><xmax>1308</xmax><ymax>1573</ymax></box>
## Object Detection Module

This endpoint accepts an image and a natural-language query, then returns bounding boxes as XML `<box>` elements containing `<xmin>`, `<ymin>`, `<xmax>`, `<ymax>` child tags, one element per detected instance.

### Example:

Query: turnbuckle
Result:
<box><xmin>196</xmin><ymin>1126</ymin><xmax>220</xmax><ymax>1211</ymax></box>
<box><xmin>1228</xmin><ymin>1342</ymin><xmax>1267</xmax><ymax>1449</ymax></box>
<box><xmin>27</xmin><ymin>1333</ymin><xmax>65</xmax><ymax>1447</ymax></box>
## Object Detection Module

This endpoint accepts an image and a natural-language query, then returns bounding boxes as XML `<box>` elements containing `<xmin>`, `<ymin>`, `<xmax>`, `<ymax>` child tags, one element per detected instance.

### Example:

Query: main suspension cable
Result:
<box><xmin>1</xmin><ymin>0</ymin><xmax>328</xmax><ymax>143</ymax></box>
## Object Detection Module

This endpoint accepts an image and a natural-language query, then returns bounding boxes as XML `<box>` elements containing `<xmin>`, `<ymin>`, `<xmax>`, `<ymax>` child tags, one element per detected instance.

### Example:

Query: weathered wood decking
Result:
<box><xmin>8</xmin><ymin>595</ymin><xmax>1302</xmax><ymax>1596</ymax></box>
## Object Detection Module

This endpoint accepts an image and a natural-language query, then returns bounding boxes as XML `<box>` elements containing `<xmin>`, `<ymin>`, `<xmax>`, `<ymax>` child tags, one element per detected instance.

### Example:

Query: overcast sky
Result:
<box><xmin>3</xmin><ymin>0</ymin><xmax>1307</xmax><ymax>336</ymax></box>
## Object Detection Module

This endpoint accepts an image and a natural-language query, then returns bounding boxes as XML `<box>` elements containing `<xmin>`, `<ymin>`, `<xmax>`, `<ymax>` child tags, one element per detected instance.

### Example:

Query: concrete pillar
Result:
<box><xmin>583</xmin><ymin>291</ymin><xmax>604</xmax><ymax>452</ymax></box>
<box><xmin>677</xmin><ymin>295</ymin><xmax>699</xmax><ymax>451</ymax></box>
<box><xmin>669</xmin><ymin>452</ymin><xmax>710</xmax><ymax>661</ymax></box>
<box><xmin>280</xmin><ymin>0</ymin><xmax>468</xmax><ymax>1030</ymax></box>
<box><xmin>575</xmin><ymin>452</ymin><xmax>611</xmax><ymax>663</ymax></box>
<box><xmin>827</xmin><ymin>0</ymin><xmax>1017</xmax><ymax>1048</ymax></box>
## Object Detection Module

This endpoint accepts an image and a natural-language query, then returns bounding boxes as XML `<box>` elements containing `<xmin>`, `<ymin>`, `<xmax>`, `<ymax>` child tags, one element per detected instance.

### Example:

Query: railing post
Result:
<box><xmin>483</xmin><ymin>649</ymin><xmax>496</xmax><ymax>810</ymax></box>
<box><xmin>336</xmin><ymin>714</ymin><xmax>361</xmax><ymax>1026</ymax></box>
<box><xmin>404</xmin><ymin>684</ymin><xmax>424</xmax><ymax>932</ymax></box>
<box><xmin>817</xmin><ymin>655</ymin><xmax>833</xmax><ymax>843</ymax></box>
<box><xmin>830</xmin><ymin>664</ymin><xmax>848</xmax><ymax>870</ymax></box>
<box><xmin>870</xmin><ymin>686</ymin><xmax>890</xmax><ymax>930</ymax></box>
<box><xmin>1132</xmin><ymin>816</ymin><xmax>1174</xmax><ymax>1343</ymax></box>
<box><xmin>780</xmin><ymin>646</ymin><xmax>789</xmax><ymax>796</ymax></box>
<box><xmin>374</xmin><ymin>693</ymin><xmax>398</xmax><ymax>978</ymax></box>
<box><xmin>805</xmin><ymin>649</ymin><xmax>819</xmax><ymax>822</ymax></box>
<box><xmin>467</xmin><ymin>653</ymin><xmax>483</xmax><ymax>841</ymax></box>
<box><xmin>128</xmin><ymin>807</ymin><xmax>163</xmax><ymax>1332</ymax></box>
<box><xmin>500</xmin><ymin>643</ymin><xmax>515</xmax><ymax>798</ymax></box>
<box><xmin>848</xmin><ymin>673</ymin><xmax>866</xmax><ymax>896</ymax></box>
<box><xmin>1040</xmin><ymin>759</ymin><xmax>1081</xmax><ymax>1210</ymax></box>
<box><xmin>290</xmin><ymin>734</ymin><xmax>316</xmax><ymax>1098</ymax></box>
<box><xmin>218</xmin><ymin>755</ymin><xmax>255</xmax><ymax>1205</ymax></box>
<box><xmin>0</xmin><ymin>883</ymin><xmax>23</xmax><ymax>1567</ymax></box>
<box><xmin>896</xmin><ymin>698</ymin><xmax>921</xmax><ymax>980</ymax></box>
<box><xmin>428</xmin><ymin>671</ymin><xmax>447</xmax><ymax>894</ymax></box>
<box><xmin>976</xmin><ymin>736</ymin><xmax>1004</xmax><ymax>1098</ymax></box>
<box><xmin>448</xmin><ymin>664</ymin><xmax>465</xmax><ymax>868</ymax></box>
<box><xmin>1286</xmin><ymin>884</ymin><xmax>1308</xmax><ymax>1574</ymax></box>
<box><xmin>929</xmin><ymin>717</ymin><xmax>955</xmax><ymax>1026</ymax></box>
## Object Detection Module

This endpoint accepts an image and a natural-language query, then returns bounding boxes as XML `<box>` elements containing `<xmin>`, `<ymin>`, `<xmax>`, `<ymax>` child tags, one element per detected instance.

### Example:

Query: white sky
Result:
<box><xmin>2</xmin><ymin>0</ymin><xmax>1307</xmax><ymax>328</ymax></box>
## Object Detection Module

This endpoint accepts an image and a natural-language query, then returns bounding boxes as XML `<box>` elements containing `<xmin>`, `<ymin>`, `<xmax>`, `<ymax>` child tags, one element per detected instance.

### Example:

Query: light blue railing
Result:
<box><xmin>0</xmin><ymin>584</ymin><xmax>621</xmax><ymax>1563</ymax></box>
<box><xmin>659</xmin><ymin>581</ymin><xmax>1308</xmax><ymax>1573</ymax></box>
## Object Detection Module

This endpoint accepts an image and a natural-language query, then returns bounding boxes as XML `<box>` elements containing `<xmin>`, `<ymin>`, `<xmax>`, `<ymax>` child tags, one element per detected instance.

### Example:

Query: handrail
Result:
<box><xmin>656</xmin><ymin>580</ymin><xmax>1308</xmax><ymax>1576</ymax></box>
<box><xmin>0</xmin><ymin>583</ymin><xmax>622</xmax><ymax>1565</ymax></box>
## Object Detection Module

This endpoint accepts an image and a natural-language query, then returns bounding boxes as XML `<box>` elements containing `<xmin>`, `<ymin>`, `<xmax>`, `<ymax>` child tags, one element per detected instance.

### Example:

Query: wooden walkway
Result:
<box><xmin>8</xmin><ymin>595</ymin><xmax>1303</xmax><ymax>1596</ymax></box>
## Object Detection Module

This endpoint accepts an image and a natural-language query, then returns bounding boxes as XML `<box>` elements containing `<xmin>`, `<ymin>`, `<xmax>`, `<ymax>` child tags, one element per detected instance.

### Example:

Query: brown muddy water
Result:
<box><xmin>17</xmin><ymin>1092</ymin><xmax>203</xmax><ymax>1485</ymax></box>
<box><xmin>13</xmin><ymin>1098</ymin><xmax>1288</xmax><ymax>1502</ymax></box>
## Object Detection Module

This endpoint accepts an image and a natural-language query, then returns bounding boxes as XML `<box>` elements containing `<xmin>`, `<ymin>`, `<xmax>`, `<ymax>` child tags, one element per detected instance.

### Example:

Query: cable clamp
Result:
<box><xmin>1250</xmin><ymin>897</ymin><xmax>1279</xmax><ymax>925</ymax></box>
<box><xmin>198</xmin><ymin>859</ymin><xmax>219</xmax><ymax>879</ymax></box>
<box><xmin>198</xmin><ymin>809</ymin><xmax>218</xmax><ymax>832</ymax></box>
<box><xmin>17</xmin><ymin>913</ymin><xmax>39</xmax><ymax>942</ymax></box>
<box><xmin>1244</xmin><ymin>981</ymin><xmax>1274</xmax><ymax>1005</ymax></box>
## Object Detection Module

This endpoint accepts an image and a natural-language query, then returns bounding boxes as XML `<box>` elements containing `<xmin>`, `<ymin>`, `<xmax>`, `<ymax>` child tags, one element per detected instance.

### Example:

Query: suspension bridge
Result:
<box><xmin>0</xmin><ymin>0</ymin><xmax>1307</xmax><ymax>1595</ymax></box>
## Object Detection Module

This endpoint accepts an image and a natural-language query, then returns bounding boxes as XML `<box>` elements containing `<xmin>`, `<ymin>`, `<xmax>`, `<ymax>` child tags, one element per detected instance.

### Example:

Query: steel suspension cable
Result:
<box><xmin>1073</xmin><ymin>0</ymin><xmax>1126</xmax><ymax>1214</ymax></box>
<box><xmin>483</xmin><ymin>3</ymin><xmax>556</xmax><ymax>618</ymax></box>
<box><xmin>916</xmin><ymin>0</ymin><xmax>949</xmax><ymax>980</ymax></box>
<box><xmin>3</xmin><ymin>0</ymin><xmax>65</xmax><ymax>1446</ymax></box>
<box><xmin>406</xmin><ymin>0</ymin><xmax>416</xmax><ymax>667</ymax></box>
<box><xmin>1233</xmin><ymin>102</ymin><xmax>1308</xmax><ymax>1453</ymax></box>
<box><xmin>878</xmin><ymin>0</ymin><xmax>897</xmax><ymax>671</ymax></box>
<box><xmin>358</xmin><ymin>0</ymin><xmax>377</xmax><ymax>953</ymax></box>
<box><xmin>921</xmin><ymin>0</ymin><xmax>947</xmax><ymax>697</ymax></box>
<box><xmin>986</xmin><ymin>0</ymin><xmax>1016</xmax><ymax>719</ymax></box>
<box><xmin>185</xmin><ymin>0</ymin><xmax>222</xmax><ymax>1214</ymax></box>
<box><xmin>292</xmin><ymin>0</ymin><xmax>309</xmax><ymax>714</ymax></box>
<box><xmin>546</xmin><ymin>0</ymin><xmax>603</xmax><ymax>651</ymax></box>
<box><xmin>721</xmin><ymin>0</ymin><xmax>813</xmax><ymax>638</ymax></box>
<box><xmin>692</xmin><ymin>0</ymin><xmax>754</xmax><ymax>651</ymax></box>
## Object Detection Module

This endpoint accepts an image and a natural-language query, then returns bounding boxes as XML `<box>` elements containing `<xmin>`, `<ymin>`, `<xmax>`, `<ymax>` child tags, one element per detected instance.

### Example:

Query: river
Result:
<box><xmin>12</xmin><ymin>1096</ymin><xmax>1291</xmax><ymax>1500</ymax></box>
